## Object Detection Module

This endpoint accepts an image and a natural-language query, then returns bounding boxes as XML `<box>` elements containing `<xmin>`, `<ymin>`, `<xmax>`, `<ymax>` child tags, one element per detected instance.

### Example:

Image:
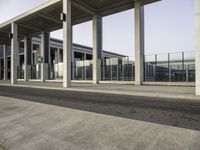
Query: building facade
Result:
<box><xmin>0</xmin><ymin>37</ymin><xmax>126</xmax><ymax>81</ymax></box>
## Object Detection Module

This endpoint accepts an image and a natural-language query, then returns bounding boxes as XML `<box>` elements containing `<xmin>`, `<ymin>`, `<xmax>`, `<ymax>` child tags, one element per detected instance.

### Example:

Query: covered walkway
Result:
<box><xmin>0</xmin><ymin>0</ymin><xmax>200</xmax><ymax>96</ymax></box>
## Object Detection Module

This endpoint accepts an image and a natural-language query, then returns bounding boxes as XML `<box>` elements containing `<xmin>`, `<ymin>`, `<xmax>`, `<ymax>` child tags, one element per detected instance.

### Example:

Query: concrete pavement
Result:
<box><xmin>0</xmin><ymin>81</ymin><xmax>198</xmax><ymax>100</ymax></box>
<box><xmin>0</xmin><ymin>95</ymin><xmax>200</xmax><ymax>150</ymax></box>
<box><xmin>0</xmin><ymin>85</ymin><xmax>200</xmax><ymax>149</ymax></box>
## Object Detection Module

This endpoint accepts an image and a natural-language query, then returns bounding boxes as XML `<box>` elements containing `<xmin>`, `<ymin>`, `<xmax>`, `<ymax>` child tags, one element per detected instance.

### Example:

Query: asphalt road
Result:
<box><xmin>0</xmin><ymin>85</ymin><xmax>200</xmax><ymax>150</ymax></box>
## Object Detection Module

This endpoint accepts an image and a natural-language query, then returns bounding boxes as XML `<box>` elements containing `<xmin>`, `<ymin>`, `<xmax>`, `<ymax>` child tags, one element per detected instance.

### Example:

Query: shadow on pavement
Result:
<box><xmin>0</xmin><ymin>85</ymin><xmax>200</xmax><ymax>132</ymax></box>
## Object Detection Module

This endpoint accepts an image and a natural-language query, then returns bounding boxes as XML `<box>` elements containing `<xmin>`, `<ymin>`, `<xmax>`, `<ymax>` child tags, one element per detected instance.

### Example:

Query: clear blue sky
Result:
<box><xmin>0</xmin><ymin>0</ymin><xmax>195</xmax><ymax>57</ymax></box>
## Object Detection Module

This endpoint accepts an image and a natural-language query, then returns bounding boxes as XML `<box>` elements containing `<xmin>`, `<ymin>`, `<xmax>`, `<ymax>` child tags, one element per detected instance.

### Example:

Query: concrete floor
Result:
<box><xmin>20</xmin><ymin>81</ymin><xmax>195</xmax><ymax>94</ymax></box>
<box><xmin>0</xmin><ymin>80</ymin><xmax>197</xmax><ymax>100</ymax></box>
<box><xmin>0</xmin><ymin>85</ymin><xmax>200</xmax><ymax>150</ymax></box>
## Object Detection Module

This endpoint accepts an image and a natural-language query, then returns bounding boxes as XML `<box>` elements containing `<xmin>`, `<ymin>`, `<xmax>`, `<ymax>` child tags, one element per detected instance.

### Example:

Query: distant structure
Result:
<box><xmin>0</xmin><ymin>37</ymin><xmax>126</xmax><ymax>80</ymax></box>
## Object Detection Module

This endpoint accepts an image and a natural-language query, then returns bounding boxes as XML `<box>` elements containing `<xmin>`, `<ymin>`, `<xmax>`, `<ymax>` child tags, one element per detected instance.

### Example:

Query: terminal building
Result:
<box><xmin>0</xmin><ymin>0</ymin><xmax>199</xmax><ymax>95</ymax></box>
<box><xmin>0</xmin><ymin>37</ymin><xmax>125</xmax><ymax>81</ymax></box>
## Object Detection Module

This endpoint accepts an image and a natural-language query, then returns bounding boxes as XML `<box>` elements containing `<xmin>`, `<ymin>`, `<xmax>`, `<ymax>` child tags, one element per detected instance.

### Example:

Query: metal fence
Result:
<box><xmin>144</xmin><ymin>51</ymin><xmax>195</xmax><ymax>82</ymax></box>
<box><xmin>30</xmin><ymin>65</ymin><xmax>41</xmax><ymax>79</ymax></box>
<box><xmin>72</xmin><ymin>60</ymin><xmax>93</xmax><ymax>80</ymax></box>
<box><xmin>49</xmin><ymin>63</ymin><xmax>63</xmax><ymax>80</ymax></box>
<box><xmin>0</xmin><ymin>68</ymin><xmax>3</xmax><ymax>80</ymax></box>
<box><xmin>17</xmin><ymin>65</ymin><xmax>41</xmax><ymax>80</ymax></box>
<box><xmin>101</xmin><ymin>57</ymin><xmax>135</xmax><ymax>81</ymax></box>
<box><xmin>17</xmin><ymin>66</ymin><xmax>24</xmax><ymax>79</ymax></box>
<box><xmin>15</xmin><ymin>51</ymin><xmax>195</xmax><ymax>83</ymax></box>
<box><xmin>48</xmin><ymin>60</ymin><xmax>93</xmax><ymax>80</ymax></box>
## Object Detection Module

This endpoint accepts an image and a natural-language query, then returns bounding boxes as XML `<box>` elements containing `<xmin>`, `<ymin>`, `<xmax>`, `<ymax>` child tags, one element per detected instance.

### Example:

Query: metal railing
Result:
<box><xmin>144</xmin><ymin>51</ymin><xmax>195</xmax><ymax>82</ymax></box>
<box><xmin>101</xmin><ymin>57</ymin><xmax>135</xmax><ymax>81</ymax></box>
<box><xmin>17</xmin><ymin>66</ymin><xmax>24</xmax><ymax>79</ymax></box>
<box><xmin>30</xmin><ymin>65</ymin><xmax>41</xmax><ymax>80</ymax></box>
<box><xmin>48</xmin><ymin>60</ymin><xmax>93</xmax><ymax>80</ymax></box>
<box><xmin>48</xmin><ymin>63</ymin><xmax>63</xmax><ymax>80</ymax></box>
<box><xmin>14</xmin><ymin>51</ymin><xmax>195</xmax><ymax>83</ymax></box>
<box><xmin>72</xmin><ymin>60</ymin><xmax>93</xmax><ymax>80</ymax></box>
<box><xmin>0</xmin><ymin>68</ymin><xmax>3</xmax><ymax>80</ymax></box>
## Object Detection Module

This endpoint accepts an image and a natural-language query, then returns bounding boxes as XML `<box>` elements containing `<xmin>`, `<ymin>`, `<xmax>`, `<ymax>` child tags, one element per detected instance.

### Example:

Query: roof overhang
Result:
<box><xmin>0</xmin><ymin>0</ymin><xmax>160</xmax><ymax>45</ymax></box>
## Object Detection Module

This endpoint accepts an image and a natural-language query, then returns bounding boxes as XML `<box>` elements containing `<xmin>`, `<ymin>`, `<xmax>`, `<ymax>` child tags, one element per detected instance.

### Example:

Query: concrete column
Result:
<box><xmin>11</xmin><ymin>22</ymin><xmax>19</xmax><ymax>84</ymax></box>
<box><xmin>40</xmin><ymin>32</ymin><xmax>49</xmax><ymax>82</ymax></box>
<box><xmin>26</xmin><ymin>38</ymin><xmax>32</xmax><ymax>80</ymax></box>
<box><xmin>44</xmin><ymin>33</ymin><xmax>50</xmax><ymax>64</ymax></box>
<box><xmin>0</xmin><ymin>58</ymin><xmax>1</xmax><ymax>80</ymax></box>
<box><xmin>195</xmin><ymin>0</ymin><xmax>200</xmax><ymax>95</ymax></box>
<box><xmin>23</xmin><ymin>37</ymin><xmax>32</xmax><ymax>81</ymax></box>
<box><xmin>27</xmin><ymin>38</ymin><xmax>32</xmax><ymax>65</ymax></box>
<box><xmin>49</xmin><ymin>45</ymin><xmax>52</xmax><ymax>68</ymax></box>
<box><xmin>49</xmin><ymin>48</ymin><xmax>52</xmax><ymax>68</ymax></box>
<box><xmin>3</xmin><ymin>44</ymin><xmax>8</xmax><ymax>80</ymax></box>
<box><xmin>93</xmin><ymin>15</ymin><xmax>102</xmax><ymax>84</ymax></box>
<box><xmin>63</xmin><ymin>0</ymin><xmax>72</xmax><ymax>87</ymax></box>
<box><xmin>134</xmin><ymin>0</ymin><xmax>145</xmax><ymax>85</ymax></box>
<box><xmin>24</xmin><ymin>37</ymin><xmax>28</xmax><ymax>81</ymax></box>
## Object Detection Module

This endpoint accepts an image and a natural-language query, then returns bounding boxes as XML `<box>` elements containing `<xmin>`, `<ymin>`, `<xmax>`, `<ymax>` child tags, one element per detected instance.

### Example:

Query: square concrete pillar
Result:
<box><xmin>24</xmin><ymin>37</ymin><xmax>28</xmax><ymax>81</ymax></box>
<box><xmin>63</xmin><ymin>0</ymin><xmax>72</xmax><ymax>88</ymax></box>
<box><xmin>40</xmin><ymin>32</ymin><xmax>49</xmax><ymax>82</ymax></box>
<box><xmin>24</xmin><ymin>37</ymin><xmax>32</xmax><ymax>81</ymax></box>
<box><xmin>93</xmin><ymin>15</ymin><xmax>102</xmax><ymax>84</ymax></box>
<box><xmin>134</xmin><ymin>0</ymin><xmax>145</xmax><ymax>85</ymax></box>
<box><xmin>11</xmin><ymin>22</ymin><xmax>19</xmax><ymax>84</ymax></box>
<box><xmin>27</xmin><ymin>38</ymin><xmax>32</xmax><ymax>66</ymax></box>
<box><xmin>195</xmin><ymin>0</ymin><xmax>200</xmax><ymax>95</ymax></box>
<box><xmin>0</xmin><ymin>58</ymin><xmax>1</xmax><ymax>79</ymax></box>
<box><xmin>3</xmin><ymin>44</ymin><xmax>8</xmax><ymax>80</ymax></box>
<box><xmin>49</xmin><ymin>48</ymin><xmax>52</xmax><ymax>69</ymax></box>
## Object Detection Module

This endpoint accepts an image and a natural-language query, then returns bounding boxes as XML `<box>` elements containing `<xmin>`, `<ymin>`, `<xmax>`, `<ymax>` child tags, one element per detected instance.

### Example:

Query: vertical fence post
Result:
<box><xmin>82</xmin><ymin>57</ymin><xmax>84</xmax><ymax>80</ymax></box>
<box><xmin>154</xmin><ymin>54</ymin><xmax>157</xmax><ymax>81</ymax></box>
<box><xmin>110</xmin><ymin>58</ymin><xmax>112</xmax><ymax>81</ymax></box>
<box><xmin>168</xmin><ymin>53</ymin><xmax>171</xmax><ymax>82</ymax></box>
<box><xmin>84</xmin><ymin>54</ymin><xmax>87</xmax><ymax>80</ymax></box>
<box><xmin>186</xmin><ymin>64</ymin><xmax>189</xmax><ymax>82</ymax></box>
<box><xmin>102</xmin><ymin>58</ymin><xmax>105</xmax><ymax>81</ymax></box>
<box><xmin>144</xmin><ymin>55</ymin><xmax>146</xmax><ymax>81</ymax></box>
<box><xmin>117</xmin><ymin>58</ymin><xmax>119</xmax><ymax>81</ymax></box>
<box><xmin>127</xmin><ymin>57</ymin><xmax>129</xmax><ymax>80</ymax></box>
<box><xmin>182</xmin><ymin>52</ymin><xmax>185</xmax><ymax>82</ymax></box>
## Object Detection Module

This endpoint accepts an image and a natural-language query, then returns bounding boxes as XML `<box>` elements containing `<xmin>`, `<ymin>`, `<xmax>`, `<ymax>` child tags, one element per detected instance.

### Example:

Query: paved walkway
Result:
<box><xmin>0</xmin><ymin>95</ymin><xmax>200</xmax><ymax>150</ymax></box>
<box><xmin>0</xmin><ymin>80</ymin><xmax>198</xmax><ymax>100</ymax></box>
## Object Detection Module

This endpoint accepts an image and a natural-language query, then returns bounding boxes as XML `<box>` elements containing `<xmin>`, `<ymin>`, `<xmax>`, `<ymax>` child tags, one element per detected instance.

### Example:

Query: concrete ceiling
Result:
<box><xmin>0</xmin><ymin>0</ymin><xmax>160</xmax><ymax>45</ymax></box>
